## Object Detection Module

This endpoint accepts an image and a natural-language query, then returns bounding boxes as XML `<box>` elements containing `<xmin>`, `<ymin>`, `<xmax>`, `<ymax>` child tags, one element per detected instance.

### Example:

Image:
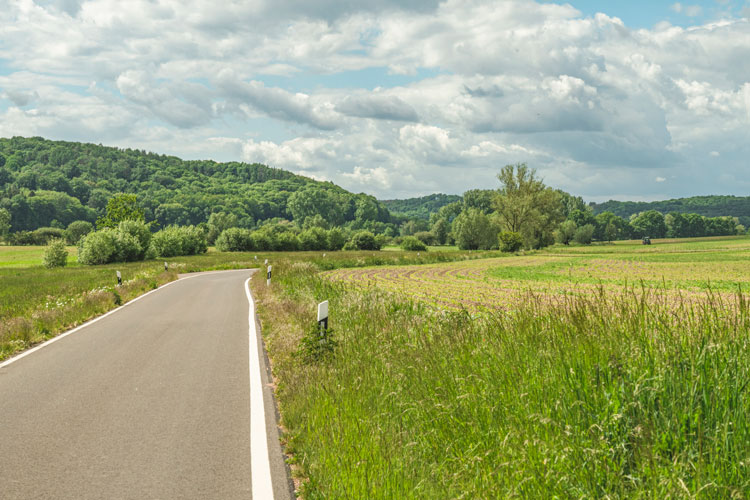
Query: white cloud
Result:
<box><xmin>0</xmin><ymin>0</ymin><xmax>748</xmax><ymax>199</ymax></box>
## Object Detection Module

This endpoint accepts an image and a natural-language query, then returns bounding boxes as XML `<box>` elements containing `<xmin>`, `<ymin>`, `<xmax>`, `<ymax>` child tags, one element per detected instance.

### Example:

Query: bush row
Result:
<box><xmin>77</xmin><ymin>222</ymin><xmax>207</xmax><ymax>265</ymax></box>
<box><xmin>216</xmin><ymin>227</ymin><xmax>384</xmax><ymax>252</ymax></box>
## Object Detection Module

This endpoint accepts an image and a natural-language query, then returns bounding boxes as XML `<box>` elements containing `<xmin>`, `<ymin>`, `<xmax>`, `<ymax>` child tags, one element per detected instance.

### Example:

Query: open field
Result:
<box><xmin>254</xmin><ymin>236</ymin><xmax>750</xmax><ymax>498</ymax></box>
<box><xmin>324</xmin><ymin>236</ymin><xmax>750</xmax><ymax>312</ymax></box>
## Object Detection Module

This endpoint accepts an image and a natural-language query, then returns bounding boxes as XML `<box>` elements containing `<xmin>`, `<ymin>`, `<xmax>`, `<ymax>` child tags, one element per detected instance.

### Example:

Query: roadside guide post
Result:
<box><xmin>116</xmin><ymin>270</ymin><xmax>122</xmax><ymax>286</ymax></box>
<box><xmin>317</xmin><ymin>300</ymin><xmax>329</xmax><ymax>337</ymax></box>
<box><xmin>164</xmin><ymin>261</ymin><xmax>168</xmax><ymax>271</ymax></box>
<box><xmin>266</xmin><ymin>265</ymin><xmax>272</xmax><ymax>286</ymax></box>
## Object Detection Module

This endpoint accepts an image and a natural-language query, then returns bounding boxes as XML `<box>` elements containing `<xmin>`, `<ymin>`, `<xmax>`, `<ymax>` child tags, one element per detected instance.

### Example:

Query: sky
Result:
<box><xmin>0</xmin><ymin>0</ymin><xmax>749</xmax><ymax>202</ymax></box>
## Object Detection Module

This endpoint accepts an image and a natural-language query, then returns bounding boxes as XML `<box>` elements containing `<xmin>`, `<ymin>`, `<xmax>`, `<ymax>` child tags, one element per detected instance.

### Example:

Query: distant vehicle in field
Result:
<box><xmin>642</xmin><ymin>237</ymin><xmax>651</xmax><ymax>245</ymax></box>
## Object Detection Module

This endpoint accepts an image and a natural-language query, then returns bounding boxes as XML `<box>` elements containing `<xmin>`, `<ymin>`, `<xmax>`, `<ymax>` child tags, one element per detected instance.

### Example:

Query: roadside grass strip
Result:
<box><xmin>255</xmin><ymin>249</ymin><xmax>750</xmax><ymax>498</ymax></box>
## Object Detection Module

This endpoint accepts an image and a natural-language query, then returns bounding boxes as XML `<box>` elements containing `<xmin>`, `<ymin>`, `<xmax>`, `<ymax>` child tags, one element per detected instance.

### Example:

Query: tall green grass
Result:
<box><xmin>256</xmin><ymin>260</ymin><xmax>750</xmax><ymax>498</ymax></box>
<box><xmin>0</xmin><ymin>247</ymin><xmax>494</xmax><ymax>361</ymax></box>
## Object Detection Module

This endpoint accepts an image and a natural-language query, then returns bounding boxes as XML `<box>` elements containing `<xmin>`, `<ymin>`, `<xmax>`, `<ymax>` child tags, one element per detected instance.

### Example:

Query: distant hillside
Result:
<box><xmin>381</xmin><ymin>193</ymin><xmax>462</xmax><ymax>220</ymax></box>
<box><xmin>591</xmin><ymin>196</ymin><xmax>750</xmax><ymax>227</ymax></box>
<box><xmin>0</xmin><ymin>136</ymin><xmax>392</xmax><ymax>232</ymax></box>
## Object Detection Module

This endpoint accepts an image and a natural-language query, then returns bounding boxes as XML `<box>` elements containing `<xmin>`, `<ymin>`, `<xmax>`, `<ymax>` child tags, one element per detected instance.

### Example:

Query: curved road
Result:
<box><xmin>0</xmin><ymin>269</ymin><xmax>293</xmax><ymax>499</ymax></box>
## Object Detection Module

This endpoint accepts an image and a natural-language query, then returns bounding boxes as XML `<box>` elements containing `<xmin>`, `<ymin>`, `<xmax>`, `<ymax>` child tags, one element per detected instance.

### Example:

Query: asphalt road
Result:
<box><xmin>0</xmin><ymin>269</ymin><xmax>293</xmax><ymax>499</ymax></box>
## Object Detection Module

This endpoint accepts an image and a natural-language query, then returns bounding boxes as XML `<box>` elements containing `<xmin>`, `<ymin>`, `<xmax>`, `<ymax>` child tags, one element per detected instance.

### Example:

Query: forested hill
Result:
<box><xmin>381</xmin><ymin>193</ymin><xmax>462</xmax><ymax>220</ymax></box>
<box><xmin>591</xmin><ymin>196</ymin><xmax>750</xmax><ymax>226</ymax></box>
<box><xmin>0</xmin><ymin>136</ymin><xmax>392</xmax><ymax>232</ymax></box>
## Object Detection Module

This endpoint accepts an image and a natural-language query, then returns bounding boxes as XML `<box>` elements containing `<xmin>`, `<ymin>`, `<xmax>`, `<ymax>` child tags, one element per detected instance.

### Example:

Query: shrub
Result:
<box><xmin>42</xmin><ymin>239</ymin><xmax>68</xmax><ymax>268</ymax></box>
<box><xmin>151</xmin><ymin>225</ymin><xmax>208</xmax><ymax>257</ymax></box>
<box><xmin>499</xmin><ymin>231</ymin><xmax>524</xmax><ymax>252</ymax></box>
<box><xmin>299</xmin><ymin>227</ymin><xmax>328</xmax><ymax>251</ymax></box>
<box><xmin>574</xmin><ymin>224</ymin><xmax>595</xmax><ymax>245</ymax></box>
<box><xmin>326</xmin><ymin>227</ymin><xmax>347</xmax><ymax>251</ymax></box>
<box><xmin>10</xmin><ymin>227</ymin><xmax>66</xmax><ymax>245</ymax></box>
<box><xmin>78</xmin><ymin>229</ymin><xmax>118</xmax><ymax>265</ymax></box>
<box><xmin>114</xmin><ymin>232</ymin><xmax>142</xmax><ymax>262</ymax></box>
<box><xmin>117</xmin><ymin>220</ymin><xmax>151</xmax><ymax>260</ymax></box>
<box><xmin>401</xmin><ymin>236</ymin><xmax>427</xmax><ymax>252</ymax></box>
<box><xmin>275</xmin><ymin>231</ymin><xmax>301</xmax><ymax>251</ymax></box>
<box><xmin>251</xmin><ymin>230</ymin><xmax>273</xmax><ymax>251</ymax></box>
<box><xmin>215</xmin><ymin>227</ymin><xmax>254</xmax><ymax>252</ymax></box>
<box><xmin>343</xmin><ymin>231</ymin><xmax>381</xmax><ymax>251</ymax></box>
<box><xmin>65</xmin><ymin>220</ymin><xmax>94</xmax><ymax>244</ymax></box>
<box><xmin>413</xmin><ymin>231</ymin><xmax>436</xmax><ymax>246</ymax></box>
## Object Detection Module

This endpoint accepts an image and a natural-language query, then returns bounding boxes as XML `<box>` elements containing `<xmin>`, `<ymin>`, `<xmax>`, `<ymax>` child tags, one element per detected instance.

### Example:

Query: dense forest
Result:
<box><xmin>381</xmin><ymin>193</ymin><xmax>462</xmax><ymax>220</ymax></box>
<box><xmin>592</xmin><ymin>196</ymin><xmax>750</xmax><ymax>227</ymax></box>
<box><xmin>0</xmin><ymin>136</ymin><xmax>394</xmax><ymax>234</ymax></box>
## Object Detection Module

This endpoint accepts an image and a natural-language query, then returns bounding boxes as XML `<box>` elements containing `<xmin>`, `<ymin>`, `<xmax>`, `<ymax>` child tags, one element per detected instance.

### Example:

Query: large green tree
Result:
<box><xmin>96</xmin><ymin>193</ymin><xmax>145</xmax><ymax>229</ymax></box>
<box><xmin>452</xmin><ymin>208</ymin><xmax>496</xmax><ymax>250</ymax></box>
<box><xmin>493</xmin><ymin>163</ymin><xmax>562</xmax><ymax>249</ymax></box>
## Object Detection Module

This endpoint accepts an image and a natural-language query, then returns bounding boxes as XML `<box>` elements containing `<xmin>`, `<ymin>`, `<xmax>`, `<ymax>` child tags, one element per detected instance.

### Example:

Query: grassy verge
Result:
<box><xmin>255</xmin><ymin>257</ymin><xmax>750</xmax><ymax>498</ymax></box>
<box><xmin>0</xmin><ymin>247</ymin><xmax>494</xmax><ymax>362</ymax></box>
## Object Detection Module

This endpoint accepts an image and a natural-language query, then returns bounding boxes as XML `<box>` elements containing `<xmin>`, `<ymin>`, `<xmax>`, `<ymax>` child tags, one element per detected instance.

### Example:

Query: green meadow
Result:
<box><xmin>254</xmin><ymin>236</ymin><xmax>750</xmax><ymax>498</ymax></box>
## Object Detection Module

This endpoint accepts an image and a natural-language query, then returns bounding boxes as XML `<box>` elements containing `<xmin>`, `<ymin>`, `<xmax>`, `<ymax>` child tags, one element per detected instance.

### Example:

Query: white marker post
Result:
<box><xmin>266</xmin><ymin>265</ymin><xmax>272</xmax><ymax>286</ymax></box>
<box><xmin>116</xmin><ymin>270</ymin><xmax>122</xmax><ymax>286</ymax></box>
<box><xmin>164</xmin><ymin>261</ymin><xmax>168</xmax><ymax>271</ymax></box>
<box><xmin>264</xmin><ymin>259</ymin><xmax>268</xmax><ymax>265</ymax></box>
<box><xmin>317</xmin><ymin>300</ymin><xmax>329</xmax><ymax>337</ymax></box>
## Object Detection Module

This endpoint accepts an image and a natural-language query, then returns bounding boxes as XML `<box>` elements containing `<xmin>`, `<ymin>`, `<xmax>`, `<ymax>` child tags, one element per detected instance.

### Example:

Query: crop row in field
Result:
<box><xmin>323</xmin><ymin>237</ymin><xmax>750</xmax><ymax>311</ymax></box>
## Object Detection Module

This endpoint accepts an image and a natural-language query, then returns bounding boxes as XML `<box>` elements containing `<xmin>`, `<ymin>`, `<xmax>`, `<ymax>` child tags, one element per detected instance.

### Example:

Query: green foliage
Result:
<box><xmin>77</xmin><ymin>229</ymin><xmax>118</xmax><ymax>265</ymax></box>
<box><xmin>413</xmin><ymin>231</ymin><xmax>435</xmax><ymax>246</ymax></box>
<box><xmin>593</xmin><ymin>194</ymin><xmax>750</xmax><ymax>227</ymax></box>
<box><xmin>299</xmin><ymin>227</ymin><xmax>328</xmax><ymax>251</ymax></box>
<box><xmin>206</xmin><ymin>212</ymin><xmax>238</xmax><ymax>245</ymax></box>
<box><xmin>96</xmin><ymin>193</ymin><xmax>145</xmax><ymax>229</ymax></box>
<box><xmin>0</xmin><ymin>208</ymin><xmax>10</xmax><ymax>241</ymax></box>
<box><xmin>65</xmin><ymin>220</ymin><xmax>93</xmax><ymax>244</ymax></box>
<box><xmin>431</xmin><ymin>217</ymin><xmax>449</xmax><ymax>245</ymax></box>
<box><xmin>452</xmin><ymin>208</ymin><xmax>496</xmax><ymax>250</ymax></box>
<box><xmin>498</xmin><ymin>231</ymin><xmax>523</xmax><ymax>252</ymax></box>
<box><xmin>296</xmin><ymin>324</ymin><xmax>337</xmax><ymax>364</ymax></box>
<box><xmin>0</xmin><ymin>137</ymin><xmax>394</xmax><ymax>234</ymax></box>
<box><xmin>343</xmin><ymin>231</ymin><xmax>381</xmax><ymax>251</ymax></box>
<box><xmin>381</xmin><ymin>193</ymin><xmax>462</xmax><ymax>220</ymax></box>
<box><xmin>400</xmin><ymin>236</ymin><xmax>427</xmax><ymax>251</ymax></box>
<box><xmin>78</xmin><ymin>219</ymin><xmax>156</xmax><ymax>265</ymax></box>
<box><xmin>117</xmin><ymin>220</ymin><xmax>152</xmax><ymax>259</ymax></box>
<box><xmin>151</xmin><ymin>225</ymin><xmax>208</xmax><ymax>257</ymax></box>
<box><xmin>573</xmin><ymin>223</ymin><xmax>595</xmax><ymax>244</ymax></box>
<box><xmin>9</xmin><ymin>227</ymin><xmax>66</xmax><ymax>246</ymax></box>
<box><xmin>494</xmin><ymin>163</ymin><xmax>563</xmax><ymax>249</ymax></box>
<box><xmin>604</xmin><ymin>221</ymin><xmax>618</xmax><ymax>242</ymax></box>
<box><xmin>555</xmin><ymin>220</ymin><xmax>577</xmax><ymax>245</ymax></box>
<box><xmin>630</xmin><ymin>210</ymin><xmax>667</xmax><ymax>238</ymax></box>
<box><xmin>215</xmin><ymin>228</ymin><xmax>254</xmax><ymax>252</ymax></box>
<box><xmin>326</xmin><ymin>227</ymin><xmax>347</xmax><ymax>251</ymax></box>
<box><xmin>42</xmin><ymin>239</ymin><xmax>68</xmax><ymax>268</ymax></box>
<box><xmin>462</xmin><ymin>189</ymin><xmax>495</xmax><ymax>214</ymax></box>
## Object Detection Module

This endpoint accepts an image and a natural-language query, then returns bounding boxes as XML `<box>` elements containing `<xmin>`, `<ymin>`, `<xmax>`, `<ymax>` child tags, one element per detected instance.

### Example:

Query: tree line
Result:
<box><xmin>417</xmin><ymin>164</ymin><xmax>745</xmax><ymax>251</ymax></box>
<box><xmin>0</xmin><ymin>136</ymin><xmax>397</xmax><ymax>236</ymax></box>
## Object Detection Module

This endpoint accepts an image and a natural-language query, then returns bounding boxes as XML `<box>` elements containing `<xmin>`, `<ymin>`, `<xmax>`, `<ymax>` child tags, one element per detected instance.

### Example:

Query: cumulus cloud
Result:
<box><xmin>336</xmin><ymin>94</ymin><xmax>419</xmax><ymax>121</ymax></box>
<box><xmin>0</xmin><ymin>0</ymin><xmax>748</xmax><ymax>199</ymax></box>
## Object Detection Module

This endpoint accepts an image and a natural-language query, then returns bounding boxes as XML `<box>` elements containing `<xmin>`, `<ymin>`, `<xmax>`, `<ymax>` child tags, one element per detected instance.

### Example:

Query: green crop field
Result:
<box><xmin>254</xmin><ymin>236</ymin><xmax>750</xmax><ymax>498</ymax></box>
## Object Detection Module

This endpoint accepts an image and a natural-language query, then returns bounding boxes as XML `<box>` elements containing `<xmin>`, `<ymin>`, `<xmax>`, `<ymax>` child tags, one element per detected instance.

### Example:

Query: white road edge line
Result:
<box><xmin>0</xmin><ymin>270</ymin><xmax>244</xmax><ymax>370</ymax></box>
<box><xmin>245</xmin><ymin>277</ymin><xmax>275</xmax><ymax>499</ymax></box>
